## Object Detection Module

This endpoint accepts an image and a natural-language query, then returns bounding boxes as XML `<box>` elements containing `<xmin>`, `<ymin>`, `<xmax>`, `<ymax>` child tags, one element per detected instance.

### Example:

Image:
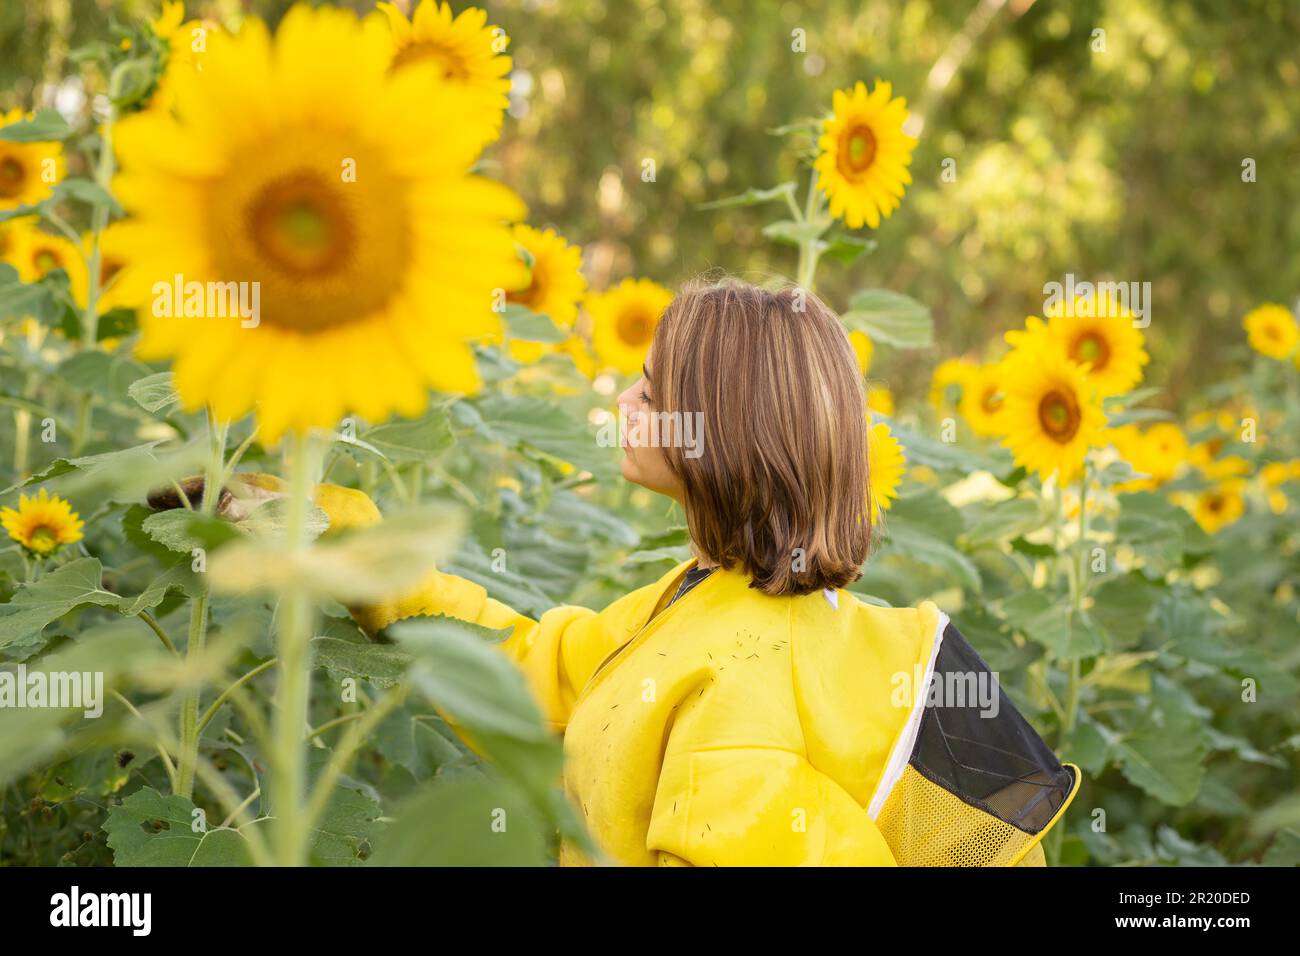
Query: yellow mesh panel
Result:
<box><xmin>1016</xmin><ymin>843</ymin><xmax>1046</xmax><ymax>867</ymax></box>
<box><xmin>877</xmin><ymin>764</ymin><xmax>1043</xmax><ymax>866</ymax></box>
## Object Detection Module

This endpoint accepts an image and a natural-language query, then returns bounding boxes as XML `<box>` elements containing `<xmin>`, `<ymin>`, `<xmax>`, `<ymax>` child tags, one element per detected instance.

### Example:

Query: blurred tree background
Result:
<box><xmin>4</xmin><ymin>0</ymin><xmax>1298</xmax><ymax>410</ymax></box>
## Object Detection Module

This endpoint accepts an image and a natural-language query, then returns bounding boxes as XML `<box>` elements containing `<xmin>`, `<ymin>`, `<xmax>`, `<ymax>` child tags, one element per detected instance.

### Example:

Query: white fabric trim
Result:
<box><xmin>867</xmin><ymin>610</ymin><xmax>949</xmax><ymax>820</ymax></box>
<box><xmin>823</xmin><ymin>589</ymin><xmax>838</xmax><ymax>610</ymax></box>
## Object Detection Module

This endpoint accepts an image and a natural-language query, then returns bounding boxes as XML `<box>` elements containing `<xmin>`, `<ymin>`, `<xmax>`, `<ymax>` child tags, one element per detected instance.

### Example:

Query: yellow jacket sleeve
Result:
<box><xmin>306</xmin><ymin>478</ymin><xmax>646</xmax><ymax>730</ymax></box>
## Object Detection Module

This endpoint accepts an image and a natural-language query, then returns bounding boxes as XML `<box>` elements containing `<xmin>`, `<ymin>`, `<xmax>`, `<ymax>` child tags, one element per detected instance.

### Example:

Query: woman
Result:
<box><xmin>186</xmin><ymin>278</ymin><xmax>1081</xmax><ymax>866</ymax></box>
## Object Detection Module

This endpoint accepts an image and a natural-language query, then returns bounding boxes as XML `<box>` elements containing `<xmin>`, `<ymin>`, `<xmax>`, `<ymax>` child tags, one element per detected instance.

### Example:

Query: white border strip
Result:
<box><xmin>868</xmin><ymin>610</ymin><xmax>949</xmax><ymax>820</ymax></box>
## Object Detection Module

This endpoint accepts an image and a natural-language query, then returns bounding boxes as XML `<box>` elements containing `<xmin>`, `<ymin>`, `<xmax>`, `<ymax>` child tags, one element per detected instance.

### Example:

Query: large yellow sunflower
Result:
<box><xmin>0</xmin><ymin>109</ymin><xmax>64</xmax><ymax>211</ymax></box>
<box><xmin>8</xmin><ymin>219</ymin><xmax>88</xmax><ymax>305</ymax></box>
<box><xmin>111</xmin><ymin>4</ymin><xmax>525</xmax><ymax>443</ymax></box>
<box><xmin>1</xmin><ymin>488</ymin><xmax>84</xmax><ymax>556</ymax></box>
<box><xmin>588</xmin><ymin>277</ymin><xmax>674</xmax><ymax>375</ymax></box>
<box><xmin>1243</xmin><ymin>303</ymin><xmax>1299</xmax><ymax>360</ymax></box>
<box><xmin>368</xmin><ymin>1</ymin><xmax>511</xmax><ymax>152</ymax></box>
<box><xmin>958</xmin><ymin>361</ymin><xmax>1008</xmax><ymax>437</ymax></box>
<box><xmin>814</xmin><ymin>80</ymin><xmax>917</xmax><ymax>230</ymax></box>
<box><xmin>868</xmin><ymin>419</ymin><xmax>906</xmax><ymax>521</ymax></box>
<box><xmin>999</xmin><ymin>349</ymin><xmax>1106</xmax><ymax>485</ymax></box>
<box><xmin>1108</xmin><ymin>421</ymin><xmax>1187</xmax><ymax>492</ymax></box>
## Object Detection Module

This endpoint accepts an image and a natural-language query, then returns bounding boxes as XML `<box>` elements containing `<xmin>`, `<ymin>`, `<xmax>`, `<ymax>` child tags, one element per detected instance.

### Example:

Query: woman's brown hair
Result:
<box><xmin>648</xmin><ymin>277</ymin><xmax>872</xmax><ymax>596</ymax></box>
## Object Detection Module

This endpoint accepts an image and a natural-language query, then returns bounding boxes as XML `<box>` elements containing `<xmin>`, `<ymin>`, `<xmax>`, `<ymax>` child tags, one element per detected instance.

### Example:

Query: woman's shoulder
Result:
<box><xmin>787</xmin><ymin>589</ymin><xmax>945</xmax><ymax>676</ymax></box>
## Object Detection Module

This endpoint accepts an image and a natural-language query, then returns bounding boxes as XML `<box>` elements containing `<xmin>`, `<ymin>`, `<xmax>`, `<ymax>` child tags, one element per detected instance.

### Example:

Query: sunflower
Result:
<box><xmin>588</xmin><ymin>277</ymin><xmax>674</xmax><ymax>375</ymax></box>
<box><xmin>149</xmin><ymin>4</ymin><xmax>215</xmax><ymax>114</ymax></box>
<box><xmin>1044</xmin><ymin>295</ymin><xmax>1149</xmax><ymax>397</ymax></box>
<box><xmin>0</xmin><ymin>109</ymin><xmax>64</xmax><ymax>211</ymax></box>
<box><xmin>868</xmin><ymin>419</ymin><xmax>906</xmax><ymax>521</ymax></box>
<box><xmin>1243</xmin><ymin>303</ymin><xmax>1299</xmax><ymax>360</ymax></box>
<box><xmin>849</xmin><ymin>330</ymin><xmax>874</xmax><ymax>375</ymax></box>
<box><xmin>1</xmin><ymin>488</ymin><xmax>85</xmax><ymax>556</ymax></box>
<box><xmin>999</xmin><ymin>349</ymin><xmax>1105</xmax><ymax>485</ymax></box>
<box><xmin>814</xmin><ymin>80</ymin><xmax>917</xmax><ymax>230</ymax></box>
<box><xmin>867</xmin><ymin>385</ymin><xmax>895</xmax><ymax>418</ymax></box>
<box><xmin>929</xmin><ymin>357</ymin><xmax>975</xmax><ymax>413</ymax></box>
<box><xmin>111</xmin><ymin>4</ymin><xmax>525</xmax><ymax>443</ymax></box>
<box><xmin>1178</xmin><ymin>480</ymin><xmax>1246</xmax><ymax>534</ymax></box>
<box><xmin>369</xmin><ymin>1</ymin><xmax>511</xmax><ymax>151</ymax></box>
<box><xmin>1108</xmin><ymin>421</ymin><xmax>1187</xmax><ymax>492</ymax></box>
<box><xmin>93</xmin><ymin>221</ymin><xmax>135</xmax><ymax>314</ymax></box>
<box><xmin>958</xmin><ymin>361</ymin><xmax>1008</xmax><ymax>437</ymax></box>
<box><xmin>1261</xmin><ymin>461</ymin><xmax>1297</xmax><ymax>514</ymax></box>
<box><xmin>8</xmin><ymin>219</ymin><xmax>88</xmax><ymax>305</ymax></box>
<box><xmin>506</xmin><ymin>225</ymin><xmax>586</xmax><ymax>327</ymax></box>
<box><xmin>504</xmin><ymin>225</ymin><xmax>585</xmax><ymax>365</ymax></box>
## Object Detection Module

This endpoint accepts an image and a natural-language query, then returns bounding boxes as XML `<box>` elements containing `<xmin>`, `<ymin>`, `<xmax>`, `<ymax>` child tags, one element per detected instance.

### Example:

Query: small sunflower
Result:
<box><xmin>1044</xmin><ymin>296</ymin><xmax>1149</xmax><ymax>397</ymax></box>
<box><xmin>1261</xmin><ymin>461</ymin><xmax>1297</xmax><ymax>514</ymax></box>
<box><xmin>1</xmin><ymin>488</ymin><xmax>85</xmax><ymax>556</ymax></box>
<box><xmin>1109</xmin><ymin>422</ymin><xmax>1187</xmax><ymax>492</ymax></box>
<box><xmin>868</xmin><ymin>419</ymin><xmax>906</xmax><ymax>521</ymax></box>
<box><xmin>1243</xmin><ymin>303</ymin><xmax>1299</xmax><ymax>360</ymax></box>
<box><xmin>814</xmin><ymin>80</ymin><xmax>917</xmax><ymax>230</ymax></box>
<box><xmin>849</xmin><ymin>330</ymin><xmax>874</xmax><ymax>375</ymax></box>
<box><xmin>111</xmin><ymin>4</ymin><xmax>525</xmax><ymax>443</ymax></box>
<box><xmin>1178</xmin><ymin>480</ymin><xmax>1246</xmax><ymax>534</ymax></box>
<box><xmin>504</xmin><ymin>225</ymin><xmax>586</xmax><ymax>365</ymax></box>
<box><xmin>369</xmin><ymin>1</ymin><xmax>511</xmax><ymax>151</ymax></box>
<box><xmin>507</xmin><ymin>224</ymin><xmax>586</xmax><ymax>326</ymax></box>
<box><xmin>588</xmin><ymin>277</ymin><xmax>674</xmax><ymax>375</ymax></box>
<box><xmin>0</xmin><ymin>108</ymin><xmax>64</xmax><ymax>211</ymax></box>
<box><xmin>929</xmin><ymin>357</ymin><xmax>976</xmax><ymax>414</ymax></box>
<box><xmin>148</xmin><ymin>2</ymin><xmax>217</xmax><ymax>114</ymax></box>
<box><xmin>867</xmin><ymin>385</ymin><xmax>895</xmax><ymax>418</ymax></box>
<box><xmin>959</xmin><ymin>361</ymin><xmax>1008</xmax><ymax>438</ymax></box>
<box><xmin>8</xmin><ymin>219</ymin><xmax>88</xmax><ymax>305</ymax></box>
<box><xmin>93</xmin><ymin>221</ymin><xmax>135</xmax><ymax>314</ymax></box>
<box><xmin>999</xmin><ymin>349</ymin><xmax>1106</xmax><ymax>485</ymax></box>
<box><xmin>1195</xmin><ymin>453</ymin><xmax>1250</xmax><ymax>481</ymax></box>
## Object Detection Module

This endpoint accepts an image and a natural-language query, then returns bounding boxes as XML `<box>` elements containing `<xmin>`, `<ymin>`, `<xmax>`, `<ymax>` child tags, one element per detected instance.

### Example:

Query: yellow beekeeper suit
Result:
<box><xmin>308</xmin><ymin>480</ymin><xmax>1082</xmax><ymax>867</ymax></box>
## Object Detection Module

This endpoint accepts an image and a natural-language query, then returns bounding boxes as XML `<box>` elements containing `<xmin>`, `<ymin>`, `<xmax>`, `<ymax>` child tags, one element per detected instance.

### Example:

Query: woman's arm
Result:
<box><xmin>251</xmin><ymin>474</ymin><xmax>656</xmax><ymax>730</ymax></box>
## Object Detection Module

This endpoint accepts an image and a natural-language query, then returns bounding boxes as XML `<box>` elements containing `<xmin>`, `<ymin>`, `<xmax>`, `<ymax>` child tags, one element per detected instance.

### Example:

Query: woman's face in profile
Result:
<box><xmin>615</xmin><ymin>350</ymin><xmax>683</xmax><ymax>500</ymax></box>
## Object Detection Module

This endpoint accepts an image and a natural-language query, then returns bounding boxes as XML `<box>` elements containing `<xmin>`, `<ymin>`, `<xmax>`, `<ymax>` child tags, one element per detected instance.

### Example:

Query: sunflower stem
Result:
<box><xmin>271</xmin><ymin>429</ymin><xmax>322</xmax><ymax>867</ymax></box>
<box><xmin>175</xmin><ymin>410</ymin><xmax>227</xmax><ymax>799</ymax></box>
<box><xmin>80</xmin><ymin>84</ymin><xmax>118</xmax><ymax>352</ymax></box>
<box><xmin>1061</xmin><ymin>461</ymin><xmax>1089</xmax><ymax>738</ymax></box>
<box><xmin>796</xmin><ymin>167</ymin><xmax>828</xmax><ymax>292</ymax></box>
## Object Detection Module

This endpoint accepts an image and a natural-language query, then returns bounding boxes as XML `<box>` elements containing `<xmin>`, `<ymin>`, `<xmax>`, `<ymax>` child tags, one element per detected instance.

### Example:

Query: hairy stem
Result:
<box><xmin>270</xmin><ymin>430</ymin><xmax>322</xmax><ymax>866</ymax></box>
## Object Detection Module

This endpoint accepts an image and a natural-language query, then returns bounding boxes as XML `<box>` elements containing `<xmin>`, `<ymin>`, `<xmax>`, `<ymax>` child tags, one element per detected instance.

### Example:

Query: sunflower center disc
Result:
<box><xmin>617</xmin><ymin>309</ymin><xmax>653</xmax><ymax>346</ymax></box>
<box><xmin>34</xmin><ymin>250</ymin><xmax>60</xmax><ymax>273</ymax></box>
<box><xmin>1038</xmin><ymin>389</ymin><xmax>1080</xmax><ymax>442</ymax></box>
<box><xmin>1074</xmin><ymin>332</ymin><xmax>1110</xmax><ymax>368</ymax></box>
<box><xmin>249</xmin><ymin>173</ymin><xmax>355</xmax><ymax>279</ymax></box>
<box><xmin>842</xmin><ymin>125</ymin><xmax>878</xmax><ymax>176</ymax></box>
<box><xmin>0</xmin><ymin>156</ymin><xmax>25</xmax><ymax>197</ymax></box>
<box><xmin>29</xmin><ymin>526</ymin><xmax>57</xmax><ymax>552</ymax></box>
<box><xmin>981</xmin><ymin>386</ymin><xmax>1002</xmax><ymax>414</ymax></box>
